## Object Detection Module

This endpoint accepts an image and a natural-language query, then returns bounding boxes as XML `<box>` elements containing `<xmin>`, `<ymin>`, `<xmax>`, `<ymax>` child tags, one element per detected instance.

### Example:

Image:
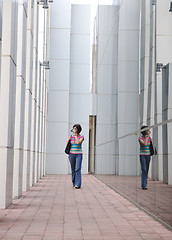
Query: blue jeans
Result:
<box><xmin>140</xmin><ymin>155</ymin><xmax>151</xmax><ymax>188</ymax></box>
<box><xmin>69</xmin><ymin>153</ymin><xmax>82</xmax><ymax>188</ymax></box>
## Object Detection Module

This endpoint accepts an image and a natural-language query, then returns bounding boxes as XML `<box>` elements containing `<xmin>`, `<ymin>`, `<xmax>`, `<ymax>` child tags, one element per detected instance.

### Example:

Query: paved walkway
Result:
<box><xmin>0</xmin><ymin>175</ymin><xmax>172</xmax><ymax>240</ymax></box>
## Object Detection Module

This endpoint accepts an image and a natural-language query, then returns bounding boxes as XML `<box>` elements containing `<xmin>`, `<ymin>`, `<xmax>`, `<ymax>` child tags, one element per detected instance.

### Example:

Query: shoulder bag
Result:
<box><xmin>65</xmin><ymin>140</ymin><xmax>71</xmax><ymax>154</ymax></box>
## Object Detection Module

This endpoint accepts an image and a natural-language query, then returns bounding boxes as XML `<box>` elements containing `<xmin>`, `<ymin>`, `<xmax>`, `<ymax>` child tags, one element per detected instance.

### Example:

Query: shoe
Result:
<box><xmin>74</xmin><ymin>186</ymin><xmax>80</xmax><ymax>189</ymax></box>
<box><xmin>142</xmin><ymin>187</ymin><xmax>148</xmax><ymax>190</ymax></box>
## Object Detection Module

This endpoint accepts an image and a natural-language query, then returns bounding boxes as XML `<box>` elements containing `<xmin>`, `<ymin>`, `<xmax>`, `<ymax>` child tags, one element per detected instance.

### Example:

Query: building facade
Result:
<box><xmin>0</xmin><ymin>0</ymin><xmax>49</xmax><ymax>209</ymax></box>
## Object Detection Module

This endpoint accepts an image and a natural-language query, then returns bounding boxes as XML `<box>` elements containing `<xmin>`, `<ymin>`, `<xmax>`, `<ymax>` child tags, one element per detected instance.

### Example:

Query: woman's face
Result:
<box><xmin>72</xmin><ymin>127</ymin><xmax>78</xmax><ymax>134</ymax></box>
<box><xmin>146</xmin><ymin>129</ymin><xmax>151</xmax><ymax>135</ymax></box>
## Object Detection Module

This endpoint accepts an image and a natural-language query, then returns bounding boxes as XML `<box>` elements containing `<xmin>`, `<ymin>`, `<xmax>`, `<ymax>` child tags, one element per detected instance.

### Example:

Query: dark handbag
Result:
<box><xmin>65</xmin><ymin>140</ymin><xmax>71</xmax><ymax>154</ymax></box>
<box><xmin>150</xmin><ymin>141</ymin><xmax>155</xmax><ymax>156</ymax></box>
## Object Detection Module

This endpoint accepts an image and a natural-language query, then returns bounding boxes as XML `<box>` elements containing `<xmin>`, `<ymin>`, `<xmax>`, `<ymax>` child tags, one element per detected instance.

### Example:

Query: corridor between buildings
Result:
<box><xmin>0</xmin><ymin>0</ymin><xmax>172</xmax><ymax>238</ymax></box>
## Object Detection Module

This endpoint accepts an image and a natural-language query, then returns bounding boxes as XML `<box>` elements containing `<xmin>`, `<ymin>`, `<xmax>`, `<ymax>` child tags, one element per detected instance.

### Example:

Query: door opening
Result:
<box><xmin>88</xmin><ymin>116</ymin><xmax>96</xmax><ymax>174</ymax></box>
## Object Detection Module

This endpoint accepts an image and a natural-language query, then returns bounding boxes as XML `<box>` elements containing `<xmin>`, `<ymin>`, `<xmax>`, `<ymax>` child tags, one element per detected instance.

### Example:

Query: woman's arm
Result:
<box><xmin>66</xmin><ymin>135</ymin><xmax>71</xmax><ymax>145</ymax></box>
<box><xmin>139</xmin><ymin>136</ymin><xmax>149</xmax><ymax>146</ymax></box>
<box><xmin>74</xmin><ymin>136</ymin><xmax>84</xmax><ymax>144</ymax></box>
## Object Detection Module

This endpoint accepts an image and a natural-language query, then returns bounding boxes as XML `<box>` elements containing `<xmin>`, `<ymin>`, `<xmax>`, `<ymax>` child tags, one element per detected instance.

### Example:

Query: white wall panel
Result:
<box><xmin>46</xmin><ymin>0</ymin><xmax>71</xmax><ymax>174</ymax></box>
<box><xmin>126</xmin><ymin>31</ymin><xmax>139</xmax><ymax>61</ymax></box>
<box><xmin>98</xmin><ymin>35</ymin><xmax>118</xmax><ymax>65</ymax></box>
<box><xmin>71</xmin><ymin>5</ymin><xmax>90</xmax><ymax>34</ymax></box>
<box><xmin>97</xmin><ymin>95</ymin><xmax>115</xmax><ymax>124</ymax></box>
<box><xmin>70</xmin><ymin>35</ymin><xmax>90</xmax><ymax>64</ymax></box>
<box><xmin>48</xmin><ymin>91</ymin><xmax>69</xmax><ymax>122</ymax></box>
<box><xmin>69</xmin><ymin>94</ymin><xmax>91</xmax><ymax>124</ymax></box>
<box><xmin>49</xmin><ymin>60</ymin><xmax>70</xmax><ymax>91</ymax></box>
<box><xmin>47</xmin><ymin>122</ymin><xmax>68</xmax><ymax>154</ymax></box>
<box><xmin>156</xmin><ymin>36</ymin><xmax>172</xmax><ymax>65</ymax></box>
<box><xmin>118</xmin><ymin>31</ymin><xmax>127</xmax><ymax>61</ymax></box>
<box><xmin>46</xmin><ymin>154</ymin><xmax>68</xmax><ymax>174</ymax></box>
<box><xmin>50</xmin><ymin>29</ymin><xmax>70</xmax><ymax>60</ymax></box>
<box><xmin>70</xmin><ymin>65</ymin><xmax>90</xmax><ymax>93</ymax></box>
<box><xmin>126</xmin><ymin>62</ymin><xmax>139</xmax><ymax>92</ymax></box>
<box><xmin>126</xmin><ymin>0</ymin><xmax>140</xmax><ymax>30</ymax></box>
<box><xmin>117</xmin><ymin>0</ymin><xmax>140</xmax><ymax>176</ymax></box>
<box><xmin>98</xmin><ymin>6</ymin><xmax>118</xmax><ymax>35</ymax></box>
<box><xmin>50</xmin><ymin>0</ymin><xmax>71</xmax><ymax>29</ymax></box>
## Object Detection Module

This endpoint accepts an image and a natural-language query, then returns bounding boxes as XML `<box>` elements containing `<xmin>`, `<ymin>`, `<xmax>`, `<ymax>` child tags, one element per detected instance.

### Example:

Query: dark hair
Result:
<box><xmin>73</xmin><ymin>124</ymin><xmax>82</xmax><ymax>134</ymax></box>
<box><xmin>141</xmin><ymin>125</ymin><xmax>148</xmax><ymax>136</ymax></box>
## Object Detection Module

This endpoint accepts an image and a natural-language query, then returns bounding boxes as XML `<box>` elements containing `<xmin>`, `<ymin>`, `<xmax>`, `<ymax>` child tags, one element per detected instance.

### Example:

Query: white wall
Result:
<box><xmin>69</xmin><ymin>5</ymin><xmax>91</xmax><ymax>174</ymax></box>
<box><xmin>46</xmin><ymin>4</ymin><xmax>91</xmax><ymax>174</ymax></box>
<box><xmin>117</xmin><ymin>0</ymin><xmax>140</xmax><ymax>175</ymax></box>
<box><xmin>95</xmin><ymin>5</ymin><xmax>118</xmax><ymax>174</ymax></box>
<box><xmin>46</xmin><ymin>0</ymin><xmax>71</xmax><ymax>174</ymax></box>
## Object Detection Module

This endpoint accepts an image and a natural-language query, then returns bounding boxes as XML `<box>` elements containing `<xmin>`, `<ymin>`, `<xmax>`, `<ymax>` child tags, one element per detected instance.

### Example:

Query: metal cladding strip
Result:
<box><xmin>94</xmin><ymin>118</ymin><xmax>172</xmax><ymax>149</ymax></box>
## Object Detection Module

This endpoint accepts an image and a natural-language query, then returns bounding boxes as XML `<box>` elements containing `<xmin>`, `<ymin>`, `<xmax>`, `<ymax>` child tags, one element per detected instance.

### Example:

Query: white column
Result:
<box><xmin>46</xmin><ymin>0</ymin><xmax>71</xmax><ymax>174</ymax></box>
<box><xmin>23</xmin><ymin>0</ymin><xmax>34</xmax><ymax>192</ymax></box>
<box><xmin>13</xmin><ymin>1</ymin><xmax>27</xmax><ymax>198</ymax></box>
<box><xmin>117</xmin><ymin>0</ymin><xmax>140</xmax><ymax>175</ymax></box>
<box><xmin>0</xmin><ymin>0</ymin><xmax>18</xmax><ymax>209</ymax></box>
<box><xmin>30</xmin><ymin>1</ymin><xmax>39</xmax><ymax>187</ymax></box>
<box><xmin>140</xmin><ymin>0</ymin><xmax>150</xmax><ymax>126</ymax></box>
<box><xmin>34</xmin><ymin>62</ymin><xmax>41</xmax><ymax>183</ymax></box>
<box><xmin>162</xmin><ymin>63</ymin><xmax>172</xmax><ymax>185</ymax></box>
<box><xmin>43</xmin><ymin>71</ymin><xmax>48</xmax><ymax>176</ymax></box>
<box><xmin>70</xmin><ymin>5</ymin><xmax>90</xmax><ymax>174</ymax></box>
<box><xmin>155</xmin><ymin>0</ymin><xmax>172</xmax><ymax>182</ymax></box>
<box><xmin>147</xmin><ymin>2</ymin><xmax>156</xmax><ymax>180</ymax></box>
<box><xmin>38</xmin><ymin>63</ymin><xmax>44</xmax><ymax>180</ymax></box>
<box><xmin>95</xmin><ymin>5</ymin><xmax>118</xmax><ymax>174</ymax></box>
<box><xmin>167</xmin><ymin>64</ymin><xmax>172</xmax><ymax>184</ymax></box>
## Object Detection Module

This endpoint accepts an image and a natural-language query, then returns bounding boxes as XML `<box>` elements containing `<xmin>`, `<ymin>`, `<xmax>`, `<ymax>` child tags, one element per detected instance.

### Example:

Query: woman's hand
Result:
<box><xmin>74</xmin><ymin>136</ymin><xmax>84</xmax><ymax>144</ymax></box>
<box><xmin>139</xmin><ymin>136</ymin><xmax>149</xmax><ymax>146</ymax></box>
<box><xmin>67</xmin><ymin>136</ymin><xmax>71</xmax><ymax>143</ymax></box>
<box><xmin>66</xmin><ymin>136</ymin><xmax>71</xmax><ymax>146</ymax></box>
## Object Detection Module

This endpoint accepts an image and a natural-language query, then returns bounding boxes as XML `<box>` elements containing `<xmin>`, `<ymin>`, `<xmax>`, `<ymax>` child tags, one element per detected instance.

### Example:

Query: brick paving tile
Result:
<box><xmin>0</xmin><ymin>175</ymin><xmax>172</xmax><ymax>240</ymax></box>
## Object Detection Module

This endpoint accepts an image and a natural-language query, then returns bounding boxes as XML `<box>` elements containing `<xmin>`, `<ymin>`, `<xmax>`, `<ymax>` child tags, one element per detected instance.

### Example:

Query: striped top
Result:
<box><xmin>70</xmin><ymin>135</ymin><xmax>84</xmax><ymax>154</ymax></box>
<box><xmin>139</xmin><ymin>136</ymin><xmax>151</xmax><ymax>155</ymax></box>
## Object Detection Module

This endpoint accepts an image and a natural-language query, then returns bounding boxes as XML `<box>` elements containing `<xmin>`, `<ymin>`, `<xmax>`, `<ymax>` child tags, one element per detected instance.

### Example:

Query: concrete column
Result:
<box><xmin>95</xmin><ymin>5</ymin><xmax>118</xmax><ymax>174</ymax></box>
<box><xmin>30</xmin><ymin>1</ymin><xmax>39</xmax><ymax>187</ymax></box>
<box><xmin>42</xmin><ymin>79</ymin><xmax>47</xmax><ymax>177</ymax></box>
<box><xmin>23</xmin><ymin>0</ymin><xmax>34</xmax><ymax>192</ymax></box>
<box><xmin>0</xmin><ymin>1</ymin><xmax>2</xmax><ymax>83</ymax></box>
<box><xmin>13</xmin><ymin>1</ymin><xmax>27</xmax><ymax>198</ymax></box>
<box><xmin>46</xmin><ymin>0</ymin><xmax>71</xmax><ymax>174</ymax></box>
<box><xmin>162</xmin><ymin>63</ymin><xmax>172</xmax><ymax>184</ymax></box>
<box><xmin>34</xmin><ymin>62</ymin><xmax>41</xmax><ymax>183</ymax></box>
<box><xmin>38</xmin><ymin>64</ymin><xmax>44</xmax><ymax>180</ymax></box>
<box><xmin>155</xmin><ymin>0</ymin><xmax>172</xmax><ymax>182</ymax></box>
<box><xmin>0</xmin><ymin>0</ymin><xmax>18</xmax><ymax>209</ymax></box>
<box><xmin>140</xmin><ymin>0</ymin><xmax>150</xmax><ymax>126</ymax></box>
<box><xmin>167</xmin><ymin>64</ymin><xmax>172</xmax><ymax>184</ymax></box>
<box><xmin>147</xmin><ymin>2</ymin><xmax>156</xmax><ymax>180</ymax></box>
<box><xmin>117</xmin><ymin>0</ymin><xmax>140</xmax><ymax>175</ymax></box>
